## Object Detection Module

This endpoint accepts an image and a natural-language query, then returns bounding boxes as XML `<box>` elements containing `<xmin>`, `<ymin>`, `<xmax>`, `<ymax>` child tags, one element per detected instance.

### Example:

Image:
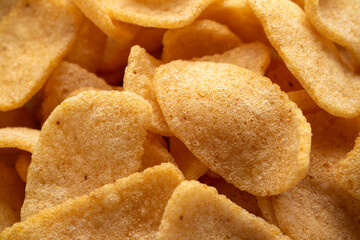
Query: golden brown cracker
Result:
<box><xmin>195</xmin><ymin>42</ymin><xmax>270</xmax><ymax>75</ymax></box>
<box><xmin>2</xmin><ymin>163</ymin><xmax>184</xmax><ymax>239</ymax></box>
<box><xmin>157</xmin><ymin>181</ymin><xmax>290</xmax><ymax>240</ymax></box>
<box><xmin>124</xmin><ymin>45</ymin><xmax>171</xmax><ymax>136</ymax></box>
<box><xmin>22</xmin><ymin>90</ymin><xmax>152</xmax><ymax>220</ymax></box>
<box><xmin>169</xmin><ymin>137</ymin><xmax>208</xmax><ymax>180</ymax></box>
<box><xmin>41</xmin><ymin>61</ymin><xmax>111</xmax><ymax>121</ymax></box>
<box><xmin>0</xmin><ymin>0</ymin><xmax>82</xmax><ymax>111</ymax></box>
<box><xmin>162</xmin><ymin>19</ymin><xmax>242</xmax><ymax>62</ymax></box>
<box><xmin>249</xmin><ymin>0</ymin><xmax>360</xmax><ymax>118</ymax></box>
<box><xmin>154</xmin><ymin>61</ymin><xmax>311</xmax><ymax>196</ymax></box>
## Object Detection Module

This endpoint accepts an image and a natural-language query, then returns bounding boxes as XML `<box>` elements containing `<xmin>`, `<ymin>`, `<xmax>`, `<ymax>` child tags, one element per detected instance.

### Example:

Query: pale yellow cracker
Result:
<box><xmin>157</xmin><ymin>181</ymin><xmax>290</xmax><ymax>240</ymax></box>
<box><xmin>1</xmin><ymin>163</ymin><xmax>184</xmax><ymax>239</ymax></box>
<box><xmin>41</xmin><ymin>61</ymin><xmax>112</xmax><ymax>121</ymax></box>
<box><xmin>0</xmin><ymin>0</ymin><xmax>82</xmax><ymax>111</ymax></box>
<box><xmin>305</xmin><ymin>0</ymin><xmax>360</xmax><ymax>69</ymax></box>
<box><xmin>0</xmin><ymin>127</ymin><xmax>40</xmax><ymax>153</ymax></box>
<box><xmin>249</xmin><ymin>0</ymin><xmax>360</xmax><ymax>118</ymax></box>
<box><xmin>21</xmin><ymin>90</ymin><xmax>152</xmax><ymax>220</ymax></box>
<box><xmin>162</xmin><ymin>19</ymin><xmax>242</xmax><ymax>62</ymax></box>
<box><xmin>337</xmin><ymin>135</ymin><xmax>360</xmax><ymax>200</ymax></box>
<box><xmin>169</xmin><ymin>137</ymin><xmax>208</xmax><ymax>180</ymax></box>
<box><xmin>195</xmin><ymin>42</ymin><xmax>270</xmax><ymax>75</ymax></box>
<box><xmin>124</xmin><ymin>45</ymin><xmax>171</xmax><ymax>136</ymax></box>
<box><xmin>153</xmin><ymin>61</ymin><xmax>311</xmax><ymax>196</ymax></box>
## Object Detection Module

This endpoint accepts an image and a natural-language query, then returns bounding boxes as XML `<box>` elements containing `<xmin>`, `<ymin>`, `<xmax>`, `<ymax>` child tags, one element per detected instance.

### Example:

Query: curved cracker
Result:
<box><xmin>21</xmin><ymin>90</ymin><xmax>152</xmax><ymax>220</ymax></box>
<box><xmin>249</xmin><ymin>0</ymin><xmax>360</xmax><ymax>118</ymax></box>
<box><xmin>157</xmin><ymin>181</ymin><xmax>290</xmax><ymax>240</ymax></box>
<box><xmin>124</xmin><ymin>46</ymin><xmax>171</xmax><ymax>136</ymax></box>
<box><xmin>0</xmin><ymin>0</ymin><xmax>82</xmax><ymax>111</ymax></box>
<box><xmin>1</xmin><ymin>164</ymin><xmax>184</xmax><ymax>239</ymax></box>
<box><xmin>305</xmin><ymin>0</ymin><xmax>360</xmax><ymax>68</ymax></box>
<box><xmin>162</xmin><ymin>20</ymin><xmax>241</xmax><ymax>62</ymax></box>
<box><xmin>153</xmin><ymin>61</ymin><xmax>311</xmax><ymax>196</ymax></box>
<box><xmin>0</xmin><ymin>127</ymin><xmax>40</xmax><ymax>153</ymax></box>
<box><xmin>337</xmin><ymin>135</ymin><xmax>360</xmax><ymax>200</ymax></box>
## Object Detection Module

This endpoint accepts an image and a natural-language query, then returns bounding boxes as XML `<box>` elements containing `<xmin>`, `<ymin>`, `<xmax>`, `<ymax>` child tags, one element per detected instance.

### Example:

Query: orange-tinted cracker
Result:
<box><xmin>337</xmin><ymin>135</ymin><xmax>360</xmax><ymax>200</ymax></box>
<box><xmin>15</xmin><ymin>152</ymin><xmax>31</xmax><ymax>182</ymax></box>
<box><xmin>100</xmin><ymin>28</ymin><xmax>164</xmax><ymax>73</ymax></box>
<box><xmin>21</xmin><ymin>90</ymin><xmax>152</xmax><ymax>220</ymax></box>
<box><xmin>65</xmin><ymin>17</ymin><xmax>107</xmax><ymax>73</ymax></box>
<box><xmin>0</xmin><ymin>108</ymin><xmax>37</xmax><ymax>128</ymax></box>
<box><xmin>124</xmin><ymin>46</ymin><xmax>171</xmax><ymax>136</ymax></box>
<box><xmin>169</xmin><ymin>137</ymin><xmax>208</xmax><ymax>180</ymax></box>
<box><xmin>154</xmin><ymin>61</ymin><xmax>311</xmax><ymax>196</ymax></box>
<box><xmin>0</xmin><ymin>161</ymin><xmax>25</xmax><ymax>231</ymax></box>
<box><xmin>265</xmin><ymin>57</ymin><xmax>304</xmax><ymax>92</ymax></box>
<box><xmin>200</xmin><ymin>0</ymin><xmax>268</xmax><ymax>43</ymax></box>
<box><xmin>257</xmin><ymin>197</ymin><xmax>278</xmax><ymax>226</ymax></box>
<box><xmin>199</xmin><ymin>175</ymin><xmax>262</xmax><ymax>217</ymax></box>
<box><xmin>157</xmin><ymin>181</ymin><xmax>290</xmax><ymax>240</ymax></box>
<box><xmin>305</xmin><ymin>0</ymin><xmax>360</xmax><ymax>69</ymax></box>
<box><xmin>287</xmin><ymin>90</ymin><xmax>320</xmax><ymax>115</ymax></box>
<box><xmin>140</xmin><ymin>132</ymin><xmax>176</xmax><ymax>171</ymax></box>
<box><xmin>0</xmin><ymin>0</ymin><xmax>82</xmax><ymax>111</ymax></box>
<box><xmin>0</xmin><ymin>0</ymin><xmax>19</xmax><ymax>21</ymax></box>
<box><xmin>101</xmin><ymin>0</ymin><xmax>216</xmax><ymax>28</ymax></box>
<box><xmin>271</xmin><ymin>111</ymin><xmax>360</xmax><ymax>239</ymax></box>
<box><xmin>41</xmin><ymin>61</ymin><xmax>112</xmax><ymax>121</ymax></box>
<box><xmin>249</xmin><ymin>0</ymin><xmax>360</xmax><ymax>118</ymax></box>
<box><xmin>0</xmin><ymin>127</ymin><xmax>40</xmax><ymax>153</ymax></box>
<box><xmin>162</xmin><ymin>20</ymin><xmax>242</xmax><ymax>62</ymax></box>
<box><xmin>195</xmin><ymin>42</ymin><xmax>270</xmax><ymax>75</ymax></box>
<box><xmin>1</xmin><ymin>163</ymin><xmax>184</xmax><ymax>239</ymax></box>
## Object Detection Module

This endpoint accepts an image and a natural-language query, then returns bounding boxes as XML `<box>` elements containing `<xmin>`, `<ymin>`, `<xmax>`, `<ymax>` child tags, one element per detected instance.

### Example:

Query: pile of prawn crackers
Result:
<box><xmin>1</xmin><ymin>0</ymin><xmax>360</xmax><ymax>239</ymax></box>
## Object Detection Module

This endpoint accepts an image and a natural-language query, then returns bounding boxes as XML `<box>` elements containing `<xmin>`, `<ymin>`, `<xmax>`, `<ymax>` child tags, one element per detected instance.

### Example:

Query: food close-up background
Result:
<box><xmin>0</xmin><ymin>0</ymin><xmax>359</xmax><ymax>239</ymax></box>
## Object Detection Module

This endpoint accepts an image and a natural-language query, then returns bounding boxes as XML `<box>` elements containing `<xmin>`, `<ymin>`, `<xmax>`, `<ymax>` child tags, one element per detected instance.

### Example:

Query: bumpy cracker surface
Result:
<box><xmin>305</xmin><ymin>0</ymin><xmax>360</xmax><ymax>68</ymax></box>
<box><xmin>0</xmin><ymin>127</ymin><xmax>40</xmax><ymax>153</ymax></box>
<box><xmin>41</xmin><ymin>61</ymin><xmax>112</xmax><ymax>121</ymax></box>
<box><xmin>1</xmin><ymin>163</ymin><xmax>184</xmax><ymax>240</ymax></box>
<box><xmin>169</xmin><ymin>137</ymin><xmax>208</xmax><ymax>180</ymax></box>
<box><xmin>21</xmin><ymin>90</ymin><xmax>152</xmax><ymax>220</ymax></box>
<box><xmin>93</xmin><ymin>0</ymin><xmax>215</xmax><ymax>28</ymax></box>
<box><xmin>153</xmin><ymin>61</ymin><xmax>311</xmax><ymax>196</ymax></box>
<box><xmin>156</xmin><ymin>181</ymin><xmax>290</xmax><ymax>240</ymax></box>
<box><xmin>271</xmin><ymin>111</ymin><xmax>360</xmax><ymax>240</ymax></box>
<box><xmin>140</xmin><ymin>132</ymin><xmax>176</xmax><ymax>171</ymax></box>
<box><xmin>124</xmin><ymin>45</ymin><xmax>171</xmax><ymax>136</ymax></box>
<box><xmin>195</xmin><ymin>42</ymin><xmax>270</xmax><ymax>75</ymax></box>
<box><xmin>0</xmin><ymin>161</ymin><xmax>25</xmax><ymax>232</ymax></box>
<box><xmin>0</xmin><ymin>0</ymin><xmax>82</xmax><ymax>111</ymax></box>
<box><xmin>162</xmin><ymin>20</ymin><xmax>241</xmax><ymax>62</ymax></box>
<box><xmin>249</xmin><ymin>0</ymin><xmax>360</xmax><ymax>118</ymax></box>
<box><xmin>337</xmin><ymin>135</ymin><xmax>360</xmax><ymax>200</ymax></box>
<box><xmin>65</xmin><ymin>17</ymin><xmax>107</xmax><ymax>73</ymax></box>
